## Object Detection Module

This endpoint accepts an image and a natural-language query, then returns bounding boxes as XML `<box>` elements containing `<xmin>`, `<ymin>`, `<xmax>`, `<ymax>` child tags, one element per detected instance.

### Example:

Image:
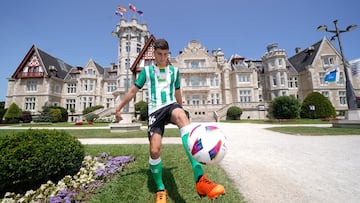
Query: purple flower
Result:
<box><xmin>59</xmin><ymin>189</ymin><xmax>68</xmax><ymax>197</ymax></box>
<box><xmin>49</xmin><ymin>196</ymin><xmax>62</xmax><ymax>203</ymax></box>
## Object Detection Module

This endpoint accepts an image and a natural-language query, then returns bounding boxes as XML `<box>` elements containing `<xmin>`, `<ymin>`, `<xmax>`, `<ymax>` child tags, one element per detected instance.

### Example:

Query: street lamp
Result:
<box><xmin>317</xmin><ymin>20</ymin><xmax>357</xmax><ymax>110</ymax></box>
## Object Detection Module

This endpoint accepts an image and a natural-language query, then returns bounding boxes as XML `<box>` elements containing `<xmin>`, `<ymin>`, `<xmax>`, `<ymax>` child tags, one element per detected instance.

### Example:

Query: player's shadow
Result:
<box><xmin>144</xmin><ymin>166</ymin><xmax>186</xmax><ymax>203</ymax></box>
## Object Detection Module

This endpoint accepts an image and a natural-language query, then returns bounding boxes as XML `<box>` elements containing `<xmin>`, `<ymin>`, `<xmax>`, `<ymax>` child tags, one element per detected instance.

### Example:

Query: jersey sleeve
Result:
<box><xmin>175</xmin><ymin>67</ymin><xmax>180</xmax><ymax>89</ymax></box>
<box><xmin>135</xmin><ymin>67</ymin><xmax>147</xmax><ymax>89</ymax></box>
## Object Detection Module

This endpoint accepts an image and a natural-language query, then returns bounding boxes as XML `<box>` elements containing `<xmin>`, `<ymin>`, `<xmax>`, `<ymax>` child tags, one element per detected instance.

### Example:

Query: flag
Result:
<box><xmin>350</xmin><ymin>60</ymin><xmax>360</xmax><ymax>76</ymax></box>
<box><xmin>115</xmin><ymin>11</ymin><xmax>124</xmax><ymax>17</ymax></box>
<box><xmin>118</xmin><ymin>5</ymin><xmax>127</xmax><ymax>13</ymax></box>
<box><xmin>136</xmin><ymin>10</ymin><xmax>144</xmax><ymax>16</ymax></box>
<box><xmin>129</xmin><ymin>3</ymin><xmax>136</xmax><ymax>12</ymax></box>
<box><xmin>324</xmin><ymin>65</ymin><xmax>339</xmax><ymax>83</ymax></box>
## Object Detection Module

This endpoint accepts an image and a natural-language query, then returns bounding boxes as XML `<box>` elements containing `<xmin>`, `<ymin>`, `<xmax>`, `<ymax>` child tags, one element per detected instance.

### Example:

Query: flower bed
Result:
<box><xmin>1</xmin><ymin>153</ymin><xmax>135</xmax><ymax>203</ymax></box>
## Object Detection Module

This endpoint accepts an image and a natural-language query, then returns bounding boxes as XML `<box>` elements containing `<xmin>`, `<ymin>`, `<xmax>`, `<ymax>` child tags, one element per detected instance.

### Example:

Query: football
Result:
<box><xmin>187</xmin><ymin>124</ymin><xmax>227</xmax><ymax>165</ymax></box>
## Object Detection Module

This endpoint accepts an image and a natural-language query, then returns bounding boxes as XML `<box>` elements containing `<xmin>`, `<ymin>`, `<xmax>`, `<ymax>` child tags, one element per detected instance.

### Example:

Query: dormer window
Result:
<box><xmin>321</xmin><ymin>55</ymin><xmax>336</xmax><ymax>67</ymax></box>
<box><xmin>88</xmin><ymin>69</ymin><xmax>95</xmax><ymax>75</ymax></box>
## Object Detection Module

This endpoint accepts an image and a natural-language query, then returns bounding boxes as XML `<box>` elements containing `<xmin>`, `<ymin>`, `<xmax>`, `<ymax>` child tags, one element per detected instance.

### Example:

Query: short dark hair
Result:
<box><xmin>154</xmin><ymin>39</ymin><xmax>169</xmax><ymax>50</ymax></box>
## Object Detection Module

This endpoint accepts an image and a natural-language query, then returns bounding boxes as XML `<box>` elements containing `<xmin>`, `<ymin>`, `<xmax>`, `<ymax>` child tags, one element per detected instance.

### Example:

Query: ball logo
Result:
<box><xmin>208</xmin><ymin>140</ymin><xmax>222</xmax><ymax>160</ymax></box>
<box><xmin>191</xmin><ymin>138</ymin><xmax>203</xmax><ymax>155</ymax></box>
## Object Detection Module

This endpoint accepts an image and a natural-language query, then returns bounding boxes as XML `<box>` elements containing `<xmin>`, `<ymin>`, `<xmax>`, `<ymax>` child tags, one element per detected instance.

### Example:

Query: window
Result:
<box><xmin>270</xmin><ymin>60</ymin><xmax>275</xmax><ymax>67</ymax></box>
<box><xmin>237</xmin><ymin>74</ymin><xmax>250</xmax><ymax>83</ymax></box>
<box><xmin>321</xmin><ymin>55</ymin><xmax>336</xmax><ymax>67</ymax></box>
<box><xmin>66</xmin><ymin>99</ymin><xmax>76</xmax><ymax>111</ymax></box>
<box><xmin>239</xmin><ymin>90</ymin><xmax>251</xmax><ymax>102</ymax></box>
<box><xmin>210</xmin><ymin>93</ymin><xmax>220</xmax><ymax>104</ymax></box>
<box><xmin>137</xmin><ymin>44</ymin><xmax>141</xmax><ymax>53</ymax></box>
<box><xmin>107</xmin><ymin>82</ymin><xmax>117</xmax><ymax>92</ymax></box>
<box><xmin>184</xmin><ymin>60</ymin><xmax>205</xmax><ymax>68</ymax></box>
<box><xmin>210</xmin><ymin>75</ymin><xmax>219</xmax><ymax>86</ymax></box>
<box><xmin>280</xmin><ymin>72</ymin><xmax>285</xmax><ymax>86</ymax></box>
<box><xmin>321</xmin><ymin>91</ymin><xmax>329</xmax><ymax>99</ymax></box>
<box><xmin>106</xmin><ymin>98</ymin><xmax>113</xmax><ymax>108</ymax></box>
<box><xmin>88</xmin><ymin>69</ymin><xmax>95</xmax><ymax>75</ymax></box>
<box><xmin>192</xmin><ymin>95</ymin><xmax>200</xmax><ymax>105</ymax></box>
<box><xmin>339</xmin><ymin>91</ymin><xmax>346</xmax><ymax>105</ymax></box>
<box><xmin>24</xmin><ymin>97</ymin><xmax>36</xmax><ymax>111</ymax></box>
<box><xmin>26</xmin><ymin>80</ymin><xmax>37</xmax><ymax>92</ymax></box>
<box><xmin>190</xmin><ymin>76</ymin><xmax>200</xmax><ymax>86</ymax></box>
<box><xmin>272</xmin><ymin>73</ymin><xmax>277</xmax><ymax>86</ymax></box>
<box><xmin>337</xmin><ymin>72</ymin><xmax>344</xmax><ymax>85</ymax></box>
<box><xmin>53</xmin><ymin>85</ymin><xmax>60</xmax><ymax>93</ymax></box>
<box><xmin>278</xmin><ymin>58</ymin><xmax>283</xmax><ymax>66</ymax></box>
<box><xmin>319</xmin><ymin>72</ymin><xmax>326</xmax><ymax>85</ymax></box>
<box><xmin>89</xmin><ymin>80</ymin><xmax>94</xmax><ymax>91</ymax></box>
<box><xmin>126</xmin><ymin>41</ymin><xmax>130</xmax><ymax>53</ymax></box>
<box><xmin>109</xmin><ymin>72</ymin><xmax>117</xmax><ymax>79</ymax></box>
<box><xmin>67</xmin><ymin>83</ymin><xmax>77</xmax><ymax>93</ymax></box>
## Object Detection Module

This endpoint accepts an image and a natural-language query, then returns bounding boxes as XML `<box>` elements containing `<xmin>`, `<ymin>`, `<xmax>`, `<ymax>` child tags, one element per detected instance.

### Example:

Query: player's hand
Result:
<box><xmin>115</xmin><ymin>111</ymin><xmax>123</xmax><ymax>122</ymax></box>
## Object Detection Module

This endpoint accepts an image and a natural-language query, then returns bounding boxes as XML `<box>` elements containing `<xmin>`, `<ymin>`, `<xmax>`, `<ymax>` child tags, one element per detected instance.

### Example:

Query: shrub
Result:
<box><xmin>226</xmin><ymin>106</ymin><xmax>242</xmax><ymax>120</ymax></box>
<box><xmin>3</xmin><ymin>103</ymin><xmax>22</xmax><ymax>124</ymax></box>
<box><xmin>82</xmin><ymin>105</ymin><xmax>104</xmax><ymax>115</ymax></box>
<box><xmin>0</xmin><ymin>129</ymin><xmax>85</xmax><ymax>196</ymax></box>
<box><xmin>21</xmin><ymin>111</ymin><xmax>32</xmax><ymax>123</ymax></box>
<box><xmin>135</xmin><ymin>101</ymin><xmax>148</xmax><ymax>121</ymax></box>
<box><xmin>269</xmin><ymin>96</ymin><xmax>301</xmax><ymax>119</ymax></box>
<box><xmin>34</xmin><ymin>106</ymin><xmax>68</xmax><ymax>123</ymax></box>
<box><xmin>300</xmin><ymin>92</ymin><xmax>336</xmax><ymax>119</ymax></box>
<box><xmin>85</xmin><ymin>113</ymin><xmax>99</xmax><ymax>122</ymax></box>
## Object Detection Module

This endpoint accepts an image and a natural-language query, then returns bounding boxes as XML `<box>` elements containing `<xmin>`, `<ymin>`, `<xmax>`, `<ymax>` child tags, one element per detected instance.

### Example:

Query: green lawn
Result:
<box><xmin>267</xmin><ymin>126</ymin><xmax>360</xmax><ymax>135</ymax></box>
<box><xmin>0</xmin><ymin>128</ymin><xmax>180</xmax><ymax>138</ymax></box>
<box><xmin>84</xmin><ymin>144</ymin><xmax>245</xmax><ymax>203</ymax></box>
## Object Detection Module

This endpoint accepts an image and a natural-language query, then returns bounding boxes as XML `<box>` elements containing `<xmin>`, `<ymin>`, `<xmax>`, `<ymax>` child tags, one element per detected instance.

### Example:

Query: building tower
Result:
<box><xmin>261</xmin><ymin>43</ymin><xmax>289</xmax><ymax>100</ymax></box>
<box><xmin>112</xmin><ymin>16</ymin><xmax>149</xmax><ymax>112</ymax></box>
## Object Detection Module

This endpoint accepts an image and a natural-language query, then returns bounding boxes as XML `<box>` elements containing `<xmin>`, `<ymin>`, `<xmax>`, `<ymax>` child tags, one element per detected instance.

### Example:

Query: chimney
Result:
<box><xmin>295</xmin><ymin>47</ymin><xmax>301</xmax><ymax>53</ymax></box>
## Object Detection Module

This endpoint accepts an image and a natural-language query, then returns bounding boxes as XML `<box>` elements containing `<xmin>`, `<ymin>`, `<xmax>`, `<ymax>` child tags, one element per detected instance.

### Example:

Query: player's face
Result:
<box><xmin>154</xmin><ymin>49</ymin><xmax>169</xmax><ymax>67</ymax></box>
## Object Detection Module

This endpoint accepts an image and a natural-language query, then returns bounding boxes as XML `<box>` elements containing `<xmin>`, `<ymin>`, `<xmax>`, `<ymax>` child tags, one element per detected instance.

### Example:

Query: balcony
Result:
<box><xmin>180</xmin><ymin>67</ymin><xmax>218</xmax><ymax>74</ymax></box>
<box><xmin>18</xmin><ymin>72</ymin><xmax>44</xmax><ymax>78</ymax></box>
<box><xmin>182</xmin><ymin>85</ymin><xmax>210</xmax><ymax>92</ymax></box>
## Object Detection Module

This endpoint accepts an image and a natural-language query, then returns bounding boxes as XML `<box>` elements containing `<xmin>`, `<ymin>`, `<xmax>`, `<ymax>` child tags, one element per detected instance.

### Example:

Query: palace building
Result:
<box><xmin>5</xmin><ymin>17</ymin><xmax>360</xmax><ymax>122</ymax></box>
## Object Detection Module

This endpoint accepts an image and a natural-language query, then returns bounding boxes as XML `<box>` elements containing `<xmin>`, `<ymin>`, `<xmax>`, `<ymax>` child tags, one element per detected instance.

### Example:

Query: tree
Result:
<box><xmin>3</xmin><ymin>103</ymin><xmax>22</xmax><ymax>123</ymax></box>
<box><xmin>0</xmin><ymin>101</ymin><xmax>6</xmax><ymax>124</ymax></box>
<box><xmin>269</xmin><ymin>96</ymin><xmax>301</xmax><ymax>119</ymax></box>
<box><xmin>300</xmin><ymin>92</ymin><xmax>336</xmax><ymax>119</ymax></box>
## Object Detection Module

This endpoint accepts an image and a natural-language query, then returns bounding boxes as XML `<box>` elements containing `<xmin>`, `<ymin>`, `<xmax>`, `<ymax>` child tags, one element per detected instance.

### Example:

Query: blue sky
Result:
<box><xmin>1</xmin><ymin>0</ymin><xmax>359</xmax><ymax>102</ymax></box>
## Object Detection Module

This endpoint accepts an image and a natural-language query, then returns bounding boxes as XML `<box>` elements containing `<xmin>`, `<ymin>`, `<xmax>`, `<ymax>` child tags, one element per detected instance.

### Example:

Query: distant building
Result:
<box><xmin>5</xmin><ymin>17</ymin><xmax>360</xmax><ymax>121</ymax></box>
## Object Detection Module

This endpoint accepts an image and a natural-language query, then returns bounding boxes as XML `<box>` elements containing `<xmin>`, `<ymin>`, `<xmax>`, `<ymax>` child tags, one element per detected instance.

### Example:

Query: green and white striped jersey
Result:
<box><xmin>135</xmin><ymin>65</ymin><xmax>180</xmax><ymax>114</ymax></box>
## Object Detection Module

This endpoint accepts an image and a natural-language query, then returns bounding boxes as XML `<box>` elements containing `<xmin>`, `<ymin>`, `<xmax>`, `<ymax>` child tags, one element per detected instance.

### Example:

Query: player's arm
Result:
<box><xmin>115</xmin><ymin>85</ymin><xmax>139</xmax><ymax>121</ymax></box>
<box><xmin>175</xmin><ymin>88</ymin><xmax>183</xmax><ymax>106</ymax></box>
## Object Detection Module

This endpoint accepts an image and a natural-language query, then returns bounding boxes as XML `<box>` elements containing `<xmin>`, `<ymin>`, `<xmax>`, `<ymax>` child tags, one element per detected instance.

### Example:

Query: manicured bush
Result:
<box><xmin>135</xmin><ymin>101</ymin><xmax>148</xmax><ymax>121</ymax></box>
<box><xmin>269</xmin><ymin>96</ymin><xmax>301</xmax><ymax>119</ymax></box>
<box><xmin>0</xmin><ymin>129</ymin><xmax>85</xmax><ymax>196</ymax></box>
<box><xmin>226</xmin><ymin>106</ymin><xmax>242</xmax><ymax>120</ymax></box>
<box><xmin>3</xmin><ymin>103</ymin><xmax>22</xmax><ymax>124</ymax></box>
<box><xmin>300</xmin><ymin>92</ymin><xmax>336</xmax><ymax>119</ymax></box>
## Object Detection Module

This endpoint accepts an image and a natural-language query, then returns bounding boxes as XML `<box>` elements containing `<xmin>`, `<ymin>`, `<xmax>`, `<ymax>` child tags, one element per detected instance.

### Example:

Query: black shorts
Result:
<box><xmin>147</xmin><ymin>103</ymin><xmax>182</xmax><ymax>139</ymax></box>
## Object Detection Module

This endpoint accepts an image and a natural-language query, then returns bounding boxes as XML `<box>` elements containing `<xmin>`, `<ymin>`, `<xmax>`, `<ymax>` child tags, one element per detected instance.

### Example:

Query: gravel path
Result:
<box><xmin>218</xmin><ymin>123</ymin><xmax>360</xmax><ymax>203</ymax></box>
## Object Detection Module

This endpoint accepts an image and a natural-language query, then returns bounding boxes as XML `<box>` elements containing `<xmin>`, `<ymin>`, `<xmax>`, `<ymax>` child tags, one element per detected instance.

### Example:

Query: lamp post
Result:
<box><xmin>317</xmin><ymin>20</ymin><xmax>358</xmax><ymax>110</ymax></box>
